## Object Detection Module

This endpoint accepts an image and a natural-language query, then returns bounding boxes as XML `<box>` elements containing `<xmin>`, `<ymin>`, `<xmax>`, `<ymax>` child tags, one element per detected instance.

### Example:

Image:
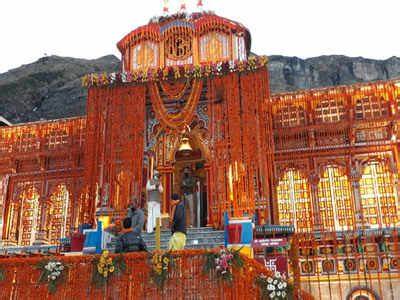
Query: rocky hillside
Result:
<box><xmin>0</xmin><ymin>55</ymin><xmax>399</xmax><ymax>124</ymax></box>
<box><xmin>268</xmin><ymin>55</ymin><xmax>400</xmax><ymax>93</ymax></box>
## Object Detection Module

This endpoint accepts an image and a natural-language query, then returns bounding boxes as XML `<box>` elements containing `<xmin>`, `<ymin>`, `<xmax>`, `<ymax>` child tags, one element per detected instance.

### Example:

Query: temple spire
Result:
<box><xmin>162</xmin><ymin>0</ymin><xmax>169</xmax><ymax>15</ymax></box>
<box><xmin>180</xmin><ymin>0</ymin><xmax>187</xmax><ymax>12</ymax></box>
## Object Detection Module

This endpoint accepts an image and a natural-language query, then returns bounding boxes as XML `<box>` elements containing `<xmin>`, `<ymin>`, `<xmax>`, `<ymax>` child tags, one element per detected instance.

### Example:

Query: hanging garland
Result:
<box><xmin>149</xmin><ymin>79</ymin><xmax>203</xmax><ymax>130</ymax></box>
<box><xmin>203</xmin><ymin>248</ymin><xmax>244</xmax><ymax>282</ymax></box>
<box><xmin>92</xmin><ymin>250</ymin><xmax>126</xmax><ymax>288</ymax></box>
<box><xmin>149</xmin><ymin>251</ymin><xmax>174</xmax><ymax>289</ymax></box>
<box><xmin>159</xmin><ymin>79</ymin><xmax>190</xmax><ymax>99</ymax></box>
<box><xmin>82</xmin><ymin>56</ymin><xmax>268</xmax><ymax>87</ymax></box>
<box><xmin>36</xmin><ymin>259</ymin><xmax>67</xmax><ymax>294</ymax></box>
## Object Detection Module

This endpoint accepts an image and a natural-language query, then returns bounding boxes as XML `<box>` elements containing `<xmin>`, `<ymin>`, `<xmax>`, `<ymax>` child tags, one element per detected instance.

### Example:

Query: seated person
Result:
<box><xmin>127</xmin><ymin>200</ymin><xmax>145</xmax><ymax>234</ymax></box>
<box><xmin>115</xmin><ymin>217</ymin><xmax>147</xmax><ymax>253</ymax></box>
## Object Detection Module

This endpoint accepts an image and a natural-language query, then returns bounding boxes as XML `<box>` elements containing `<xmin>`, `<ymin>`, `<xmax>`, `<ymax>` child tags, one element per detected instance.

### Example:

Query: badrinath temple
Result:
<box><xmin>0</xmin><ymin>2</ymin><xmax>399</xmax><ymax>299</ymax></box>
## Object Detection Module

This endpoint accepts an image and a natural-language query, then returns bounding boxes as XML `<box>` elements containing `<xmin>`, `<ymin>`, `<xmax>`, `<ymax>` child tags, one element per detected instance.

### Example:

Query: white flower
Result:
<box><xmin>278</xmin><ymin>283</ymin><xmax>283</xmax><ymax>290</ymax></box>
<box><xmin>282</xmin><ymin>291</ymin><xmax>286</xmax><ymax>297</ymax></box>
<box><xmin>45</xmin><ymin>265</ymin><xmax>51</xmax><ymax>271</ymax></box>
<box><xmin>275</xmin><ymin>271</ymin><xmax>281</xmax><ymax>279</ymax></box>
<box><xmin>277</xmin><ymin>291</ymin><xmax>281</xmax><ymax>296</ymax></box>
<box><xmin>282</xmin><ymin>282</ymin><xmax>287</xmax><ymax>288</ymax></box>
<box><xmin>267</xmin><ymin>277</ymin><xmax>273</xmax><ymax>283</ymax></box>
<box><xmin>270</xmin><ymin>291</ymin><xmax>276</xmax><ymax>298</ymax></box>
<box><xmin>50</xmin><ymin>275</ymin><xmax>57</xmax><ymax>281</ymax></box>
<box><xmin>273</xmin><ymin>280</ymin><xmax>278</xmax><ymax>285</ymax></box>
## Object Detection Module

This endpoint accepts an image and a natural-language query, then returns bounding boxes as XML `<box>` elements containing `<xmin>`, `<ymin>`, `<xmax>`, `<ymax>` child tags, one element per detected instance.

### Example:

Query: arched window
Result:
<box><xmin>359</xmin><ymin>161</ymin><xmax>399</xmax><ymax>228</ymax></box>
<box><xmin>48</xmin><ymin>185</ymin><xmax>70</xmax><ymax>244</ymax></box>
<box><xmin>355</xmin><ymin>96</ymin><xmax>388</xmax><ymax>120</ymax></box>
<box><xmin>315</xmin><ymin>99</ymin><xmax>346</xmax><ymax>123</ymax></box>
<box><xmin>317</xmin><ymin>166</ymin><xmax>354</xmax><ymax>231</ymax></box>
<box><xmin>274</xmin><ymin>105</ymin><xmax>306</xmax><ymax>129</ymax></box>
<box><xmin>277</xmin><ymin>169</ymin><xmax>312</xmax><ymax>232</ymax></box>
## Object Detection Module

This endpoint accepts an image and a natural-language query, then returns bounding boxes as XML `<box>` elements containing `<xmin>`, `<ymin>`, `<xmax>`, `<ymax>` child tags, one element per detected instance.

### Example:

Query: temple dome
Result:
<box><xmin>117</xmin><ymin>12</ymin><xmax>251</xmax><ymax>72</ymax></box>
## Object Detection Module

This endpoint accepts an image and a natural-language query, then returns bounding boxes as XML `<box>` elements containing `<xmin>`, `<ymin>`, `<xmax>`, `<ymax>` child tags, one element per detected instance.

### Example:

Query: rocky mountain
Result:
<box><xmin>0</xmin><ymin>55</ymin><xmax>399</xmax><ymax>124</ymax></box>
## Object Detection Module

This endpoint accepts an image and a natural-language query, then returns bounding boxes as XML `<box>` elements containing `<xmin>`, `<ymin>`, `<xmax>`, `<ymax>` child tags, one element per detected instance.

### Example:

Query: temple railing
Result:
<box><xmin>0</xmin><ymin>117</ymin><xmax>86</xmax><ymax>156</ymax></box>
<box><xmin>0</xmin><ymin>249</ymin><xmax>314</xmax><ymax>299</ymax></box>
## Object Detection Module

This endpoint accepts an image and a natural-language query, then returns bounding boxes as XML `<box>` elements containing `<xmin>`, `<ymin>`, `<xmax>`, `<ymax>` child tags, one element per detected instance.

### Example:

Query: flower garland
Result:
<box><xmin>203</xmin><ymin>248</ymin><xmax>244</xmax><ymax>282</ymax></box>
<box><xmin>149</xmin><ymin>251</ymin><xmax>174</xmax><ymax>288</ymax></box>
<box><xmin>256</xmin><ymin>272</ymin><xmax>292</xmax><ymax>300</ymax></box>
<box><xmin>37</xmin><ymin>259</ymin><xmax>67</xmax><ymax>294</ymax></box>
<box><xmin>149</xmin><ymin>79</ymin><xmax>202</xmax><ymax>129</ymax></box>
<box><xmin>82</xmin><ymin>56</ymin><xmax>268</xmax><ymax>88</ymax></box>
<box><xmin>92</xmin><ymin>250</ymin><xmax>126</xmax><ymax>288</ymax></box>
<box><xmin>159</xmin><ymin>79</ymin><xmax>190</xmax><ymax>100</ymax></box>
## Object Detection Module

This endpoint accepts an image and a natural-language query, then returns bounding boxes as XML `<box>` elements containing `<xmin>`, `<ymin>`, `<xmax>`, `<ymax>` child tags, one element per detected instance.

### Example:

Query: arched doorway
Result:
<box><xmin>171</xmin><ymin>130</ymin><xmax>210</xmax><ymax>227</ymax></box>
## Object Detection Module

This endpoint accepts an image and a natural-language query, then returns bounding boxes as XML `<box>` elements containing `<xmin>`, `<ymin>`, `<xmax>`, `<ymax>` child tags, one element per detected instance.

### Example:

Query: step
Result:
<box><xmin>142</xmin><ymin>231</ymin><xmax>224</xmax><ymax>241</ymax></box>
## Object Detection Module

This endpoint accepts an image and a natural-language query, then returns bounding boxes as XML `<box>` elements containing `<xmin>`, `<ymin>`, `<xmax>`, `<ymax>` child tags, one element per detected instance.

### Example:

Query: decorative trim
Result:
<box><xmin>82</xmin><ymin>56</ymin><xmax>268</xmax><ymax>88</ymax></box>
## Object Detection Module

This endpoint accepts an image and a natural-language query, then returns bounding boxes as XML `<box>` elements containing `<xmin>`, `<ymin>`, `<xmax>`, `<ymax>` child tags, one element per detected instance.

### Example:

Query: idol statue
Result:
<box><xmin>146</xmin><ymin>170</ymin><xmax>163</xmax><ymax>233</ymax></box>
<box><xmin>181</xmin><ymin>167</ymin><xmax>196</xmax><ymax>227</ymax></box>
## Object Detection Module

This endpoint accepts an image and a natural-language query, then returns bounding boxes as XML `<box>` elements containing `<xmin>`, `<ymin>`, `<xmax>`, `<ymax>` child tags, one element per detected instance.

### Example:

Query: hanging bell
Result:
<box><xmin>178</xmin><ymin>136</ymin><xmax>193</xmax><ymax>155</ymax></box>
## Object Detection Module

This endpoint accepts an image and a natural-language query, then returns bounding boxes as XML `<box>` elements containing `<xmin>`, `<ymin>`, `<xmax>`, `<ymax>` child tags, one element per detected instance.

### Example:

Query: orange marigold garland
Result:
<box><xmin>149</xmin><ymin>79</ymin><xmax>203</xmax><ymax>130</ymax></box>
<box><xmin>159</xmin><ymin>79</ymin><xmax>190</xmax><ymax>99</ymax></box>
<box><xmin>82</xmin><ymin>56</ymin><xmax>269</xmax><ymax>87</ymax></box>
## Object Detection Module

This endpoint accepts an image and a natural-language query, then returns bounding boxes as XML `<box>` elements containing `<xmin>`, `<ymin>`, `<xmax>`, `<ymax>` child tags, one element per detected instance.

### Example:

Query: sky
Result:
<box><xmin>0</xmin><ymin>0</ymin><xmax>399</xmax><ymax>73</ymax></box>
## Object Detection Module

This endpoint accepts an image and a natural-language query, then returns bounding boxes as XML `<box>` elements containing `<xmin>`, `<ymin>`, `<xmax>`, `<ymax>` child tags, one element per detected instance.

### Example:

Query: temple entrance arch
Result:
<box><xmin>147</xmin><ymin>123</ymin><xmax>211</xmax><ymax>227</ymax></box>
<box><xmin>171</xmin><ymin>128</ymin><xmax>210</xmax><ymax>227</ymax></box>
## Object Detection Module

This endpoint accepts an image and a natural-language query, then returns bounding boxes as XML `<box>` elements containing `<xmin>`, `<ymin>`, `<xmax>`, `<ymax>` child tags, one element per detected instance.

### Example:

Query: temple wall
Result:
<box><xmin>302</xmin><ymin>277</ymin><xmax>400</xmax><ymax>300</ymax></box>
<box><xmin>0</xmin><ymin>117</ymin><xmax>86</xmax><ymax>245</ymax></box>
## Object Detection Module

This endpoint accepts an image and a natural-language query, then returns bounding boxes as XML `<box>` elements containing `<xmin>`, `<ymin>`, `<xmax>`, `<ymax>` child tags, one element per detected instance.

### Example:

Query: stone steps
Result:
<box><xmin>142</xmin><ymin>227</ymin><xmax>225</xmax><ymax>251</ymax></box>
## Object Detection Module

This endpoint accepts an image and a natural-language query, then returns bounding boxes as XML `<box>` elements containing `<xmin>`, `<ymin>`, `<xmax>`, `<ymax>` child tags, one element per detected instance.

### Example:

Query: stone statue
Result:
<box><xmin>146</xmin><ymin>171</ymin><xmax>163</xmax><ymax>233</ymax></box>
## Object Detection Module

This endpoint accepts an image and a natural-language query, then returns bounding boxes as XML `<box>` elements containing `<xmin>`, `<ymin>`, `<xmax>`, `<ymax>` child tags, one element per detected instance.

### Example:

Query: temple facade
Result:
<box><xmin>0</xmin><ymin>11</ymin><xmax>399</xmax><ymax>299</ymax></box>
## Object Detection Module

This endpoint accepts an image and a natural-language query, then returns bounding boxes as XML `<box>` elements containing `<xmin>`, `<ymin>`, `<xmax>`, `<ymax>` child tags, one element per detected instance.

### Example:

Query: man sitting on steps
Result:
<box><xmin>115</xmin><ymin>217</ymin><xmax>147</xmax><ymax>253</ymax></box>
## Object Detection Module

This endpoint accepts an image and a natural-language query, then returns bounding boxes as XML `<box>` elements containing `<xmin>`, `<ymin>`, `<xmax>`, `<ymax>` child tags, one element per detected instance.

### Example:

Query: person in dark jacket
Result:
<box><xmin>127</xmin><ymin>199</ymin><xmax>145</xmax><ymax>234</ymax></box>
<box><xmin>168</xmin><ymin>194</ymin><xmax>186</xmax><ymax>250</ymax></box>
<box><xmin>115</xmin><ymin>217</ymin><xmax>147</xmax><ymax>253</ymax></box>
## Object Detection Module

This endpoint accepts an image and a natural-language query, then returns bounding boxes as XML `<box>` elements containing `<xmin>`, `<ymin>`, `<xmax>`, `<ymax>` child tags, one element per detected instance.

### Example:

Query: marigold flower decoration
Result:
<box><xmin>37</xmin><ymin>259</ymin><xmax>67</xmax><ymax>294</ymax></box>
<box><xmin>149</xmin><ymin>251</ymin><xmax>173</xmax><ymax>288</ymax></box>
<box><xmin>92</xmin><ymin>250</ymin><xmax>126</xmax><ymax>288</ymax></box>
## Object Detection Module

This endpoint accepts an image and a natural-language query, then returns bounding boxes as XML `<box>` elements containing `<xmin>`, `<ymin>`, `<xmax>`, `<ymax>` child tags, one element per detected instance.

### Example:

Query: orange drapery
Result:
<box><xmin>0</xmin><ymin>250</ymin><xmax>300</xmax><ymax>300</ymax></box>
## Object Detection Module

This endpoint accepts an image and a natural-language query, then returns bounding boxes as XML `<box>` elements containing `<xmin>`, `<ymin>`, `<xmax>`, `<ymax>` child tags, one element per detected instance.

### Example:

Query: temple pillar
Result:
<box><xmin>33</xmin><ymin>199</ymin><xmax>50</xmax><ymax>245</ymax></box>
<box><xmin>309</xmin><ymin>171</ymin><xmax>322</xmax><ymax>232</ymax></box>
<box><xmin>349</xmin><ymin>161</ymin><xmax>363</xmax><ymax>230</ymax></box>
<box><xmin>204</xmin><ymin>163</ymin><xmax>212</xmax><ymax>227</ymax></box>
<box><xmin>159</xmin><ymin>166</ymin><xmax>173</xmax><ymax>215</ymax></box>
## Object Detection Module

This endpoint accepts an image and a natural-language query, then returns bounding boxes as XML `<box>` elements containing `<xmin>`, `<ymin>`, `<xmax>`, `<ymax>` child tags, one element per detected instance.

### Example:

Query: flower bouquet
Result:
<box><xmin>92</xmin><ymin>250</ymin><xmax>126</xmax><ymax>288</ymax></box>
<box><xmin>203</xmin><ymin>247</ymin><xmax>244</xmax><ymax>282</ymax></box>
<box><xmin>37</xmin><ymin>260</ymin><xmax>67</xmax><ymax>294</ymax></box>
<box><xmin>256</xmin><ymin>272</ymin><xmax>293</xmax><ymax>300</ymax></box>
<box><xmin>149</xmin><ymin>251</ymin><xmax>173</xmax><ymax>288</ymax></box>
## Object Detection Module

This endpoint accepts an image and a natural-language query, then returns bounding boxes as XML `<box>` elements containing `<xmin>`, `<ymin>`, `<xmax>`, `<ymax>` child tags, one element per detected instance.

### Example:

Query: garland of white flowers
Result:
<box><xmin>256</xmin><ymin>271</ymin><xmax>292</xmax><ymax>300</ymax></box>
<box><xmin>37</xmin><ymin>260</ymin><xmax>67</xmax><ymax>294</ymax></box>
